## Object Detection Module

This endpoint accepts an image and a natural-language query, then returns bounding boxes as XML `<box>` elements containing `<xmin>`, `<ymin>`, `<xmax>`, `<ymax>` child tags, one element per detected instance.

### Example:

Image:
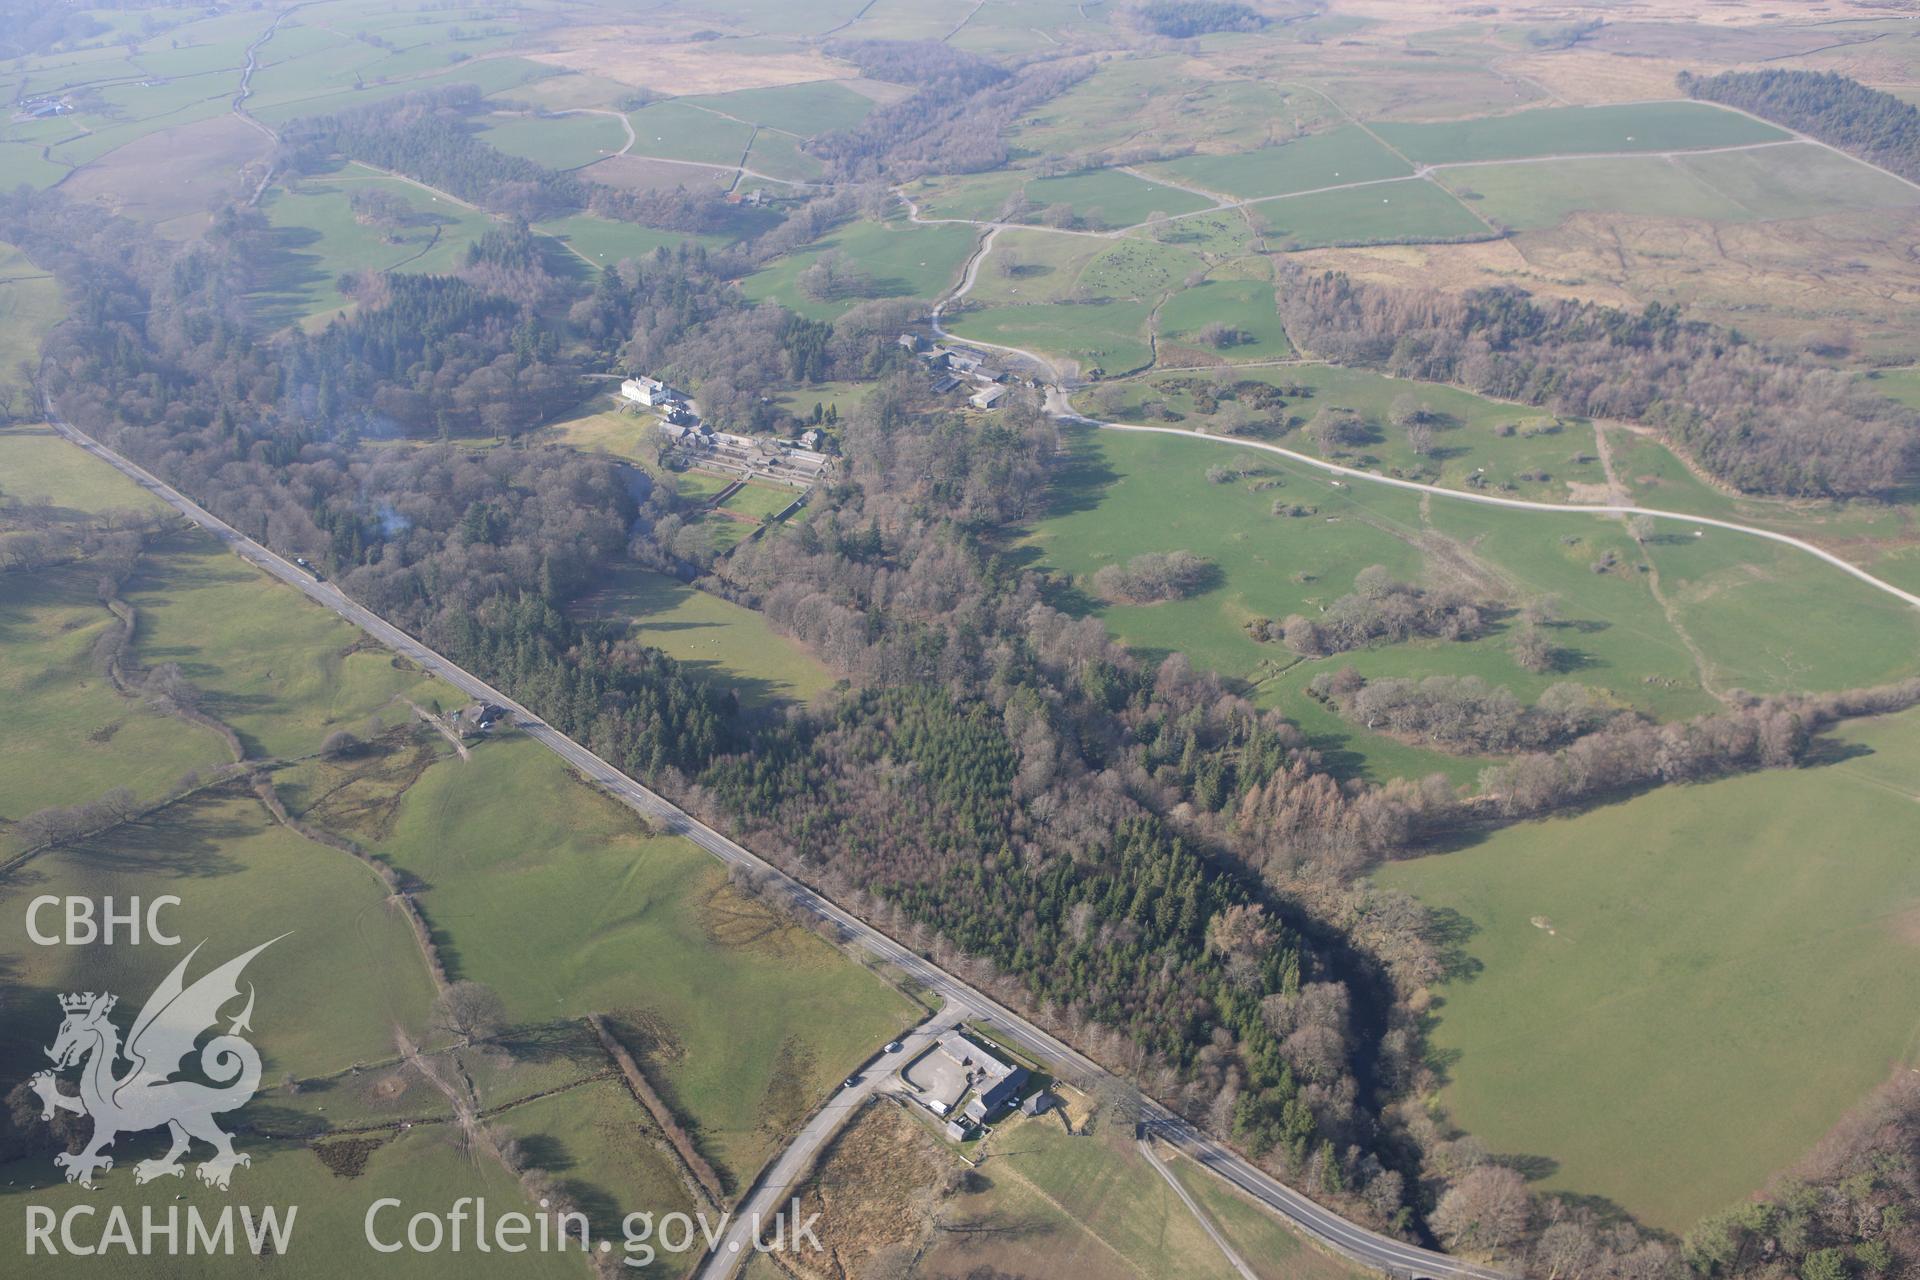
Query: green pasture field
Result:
<box><xmin>773</xmin><ymin>378</ymin><xmax>874</xmax><ymax>422</ymax></box>
<box><xmin>252</xmin><ymin>167</ymin><xmax>495</xmax><ymax>326</ymax></box>
<box><xmin>1373</xmin><ymin>100</ymin><xmax>1788</xmax><ymax>165</ymax></box>
<box><xmin>1861</xmin><ymin>366</ymin><xmax>1920</xmax><ymax>409</ymax></box>
<box><xmin>533</xmin><ymin>214</ymin><xmax>723</xmax><ymax>269</ymax></box>
<box><xmin>1155</xmin><ymin>278</ymin><xmax>1292</xmax><ymax>361</ymax></box>
<box><xmin>535</xmin><ymin>404</ymin><xmax>659</xmax><ymax>463</ymax></box>
<box><xmin>920</xmin><ymin>1112</ymin><xmax>1243</xmax><ymax>1280</ymax></box>
<box><xmin>0</xmin><ymin>425</ymin><xmax>162</xmax><ymax>516</ymax></box>
<box><xmin>1440</xmin><ymin>155</ymin><xmax>1741</xmax><ymax>231</ymax></box>
<box><xmin>0</xmin><ymin>788</ymin><xmax>439</xmax><ymax>1084</ymax></box>
<box><xmin>671</xmin><ymin>470</ymin><xmax>736</xmax><ymax>502</ymax></box>
<box><xmin>1165</xmin><ymin>1152</ymin><xmax>1375</xmax><ymax>1280</ymax></box>
<box><xmin>46</xmin><ymin>79</ymin><xmax>236</xmax><ymax>169</ymax></box>
<box><xmin>1085</xmin><ymin>363</ymin><xmax>1608</xmax><ymax>502</ymax></box>
<box><xmin>1010</xmin><ymin>58</ymin><xmax>1314</xmax><ymax>159</ymax></box>
<box><xmin>1380</xmin><ymin>706</ymin><xmax>1920</xmax><ymax>1232</ymax></box>
<box><xmin>247</xmin><ymin>56</ymin><xmax>555</xmax><ymax>127</ymax></box>
<box><xmin>1675</xmin><ymin>142</ymin><xmax>1920</xmax><ymax>220</ymax></box>
<box><xmin>1077</xmin><ymin>236</ymin><xmax>1207</xmax><ymax>298</ymax></box>
<box><xmin>1019</xmin><ymin>168</ymin><xmax>1213</xmax><ymax>229</ymax></box>
<box><xmin>838</xmin><ymin>0</ymin><xmax>959</xmax><ymax>41</ymax></box>
<box><xmin>1146</xmin><ymin>125</ymin><xmax>1411</xmax><ymax>201</ymax></box>
<box><xmin>378</xmin><ymin>737</ymin><xmax>915</xmax><ymax>1187</ymax></box>
<box><xmin>903</xmin><ymin>168</ymin><xmax>1027</xmax><ymax>222</ymax></box>
<box><xmin>737</xmin><ymin>216</ymin><xmax>978</xmax><ymax>320</ymax></box>
<box><xmin>477</xmin><ymin>111</ymin><xmax>629</xmax><ymax>170</ymax></box>
<box><xmin>626</xmin><ymin>100</ymin><xmax>755</xmax><ymax>166</ymax></box>
<box><xmin>492</xmin><ymin>1078</ymin><xmax>702</xmax><ymax>1271</ymax></box>
<box><xmin>0</xmin><ymin>559</ymin><xmax>231</xmax><ymax>826</ymax></box>
<box><xmin>947</xmin><ymin>300</ymin><xmax>1155</xmax><ymax>377</ymax></box>
<box><xmin>1597</xmin><ymin>427</ymin><xmax>1920</xmax><ymax>599</ymax></box>
<box><xmin>0</xmin><ymin>243</ymin><xmax>62</xmax><ymax>390</ymax></box>
<box><xmin>949</xmin><ymin>0</ymin><xmax>1100</xmax><ymax>57</ymax></box>
<box><xmin>0</xmin><ymin>142</ymin><xmax>70</xmax><ymax>189</ymax></box>
<box><xmin>717</xmin><ymin>480</ymin><xmax>800</xmax><ymax>521</ymax></box>
<box><xmin>1021</xmin><ymin>424</ymin><xmax>1919</xmax><ymax>779</ymax></box>
<box><xmin>570</xmin><ymin>565</ymin><xmax>833</xmax><ymax>709</ymax></box>
<box><xmin>1642</xmin><ymin>518</ymin><xmax>1920</xmax><ymax>695</ymax></box>
<box><xmin>680</xmin><ymin>80</ymin><xmax>874</xmax><ymax>135</ymax></box>
<box><xmin>687</xmin><ymin>509</ymin><xmax>752</xmax><ymax>552</ymax></box>
<box><xmin>120</xmin><ymin>530</ymin><xmax>457</xmax><ymax>760</ymax></box>
<box><xmin>1140</xmin><ymin>208</ymin><xmax>1261</xmax><ymax>256</ymax></box>
<box><xmin>1255</xmin><ymin>178</ymin><xmax>1488</xmax><ymax>249</ymax></box>
<box><xmin>962</xmin><ymin>228</ymin><xmax>1111</xmax><ymax>306</ymax></box>
<box><xmin>0</xmin><ymin>1124</ymin><xmax>576</xmax><ymax>1279</ymax></box>
<box><xmin>744</xmin><ymin>129</ymin><xmax>825</xmax><ymax>182</ymax></box>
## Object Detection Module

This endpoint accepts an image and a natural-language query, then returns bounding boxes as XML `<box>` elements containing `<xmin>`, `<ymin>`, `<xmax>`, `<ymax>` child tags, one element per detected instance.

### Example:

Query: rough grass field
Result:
<box><xmin>378</xmin><ymin>737</ymin><xmax>915</xmax><ymax>1187</ymax></box>
<box><xmin>1373</xmin><ymin>100</ymin><xmax>1788</xmax><ymax>164</ymax></box>
<box><xmin>1257</xmin><ymin>178</ymin><xmax>1489</xmax><ymax>249</ymax></box>
<box><xmin>1379</xmin><ymin>707</ymin><xmax>1920</xmax><ymax>1231</ymax></box>
<box><xmin>570</xmin><ymin>564</ymin><xmax>833</xmax><ymax>707</ymax></box>
<box><xmin>1147</xmin><ymin>125</ymin><xmax>1411</xmax><ymax>201</ymax></box>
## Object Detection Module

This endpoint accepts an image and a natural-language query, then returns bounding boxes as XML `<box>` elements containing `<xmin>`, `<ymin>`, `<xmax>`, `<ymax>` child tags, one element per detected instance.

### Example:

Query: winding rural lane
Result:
<box><xmin>918</xmin><ymin>207</ymin><xmax>1920</xmax><ymax>614</ymax></box>
<box><xmin>38</xmin><ymin>395</ymin><xmax>1512</xmax><ymax>1280</ymax></box>
<box><xmin>1049</xmin><ymin>393</ymin><xmax>1920</xmax><ymax>612</ymax></box>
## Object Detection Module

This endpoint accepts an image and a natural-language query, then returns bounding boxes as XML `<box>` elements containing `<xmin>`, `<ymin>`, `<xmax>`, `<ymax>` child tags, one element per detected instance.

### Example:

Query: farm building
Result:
<box><xmin>903</xmin><ymin>1030</ymin><xmax>1026</xmax><ymax>1125</ymax></box>
<box><xmin>970</xmin><ymin>385</ymin><xmax>1006</xmax><ymax>410</ymax></box>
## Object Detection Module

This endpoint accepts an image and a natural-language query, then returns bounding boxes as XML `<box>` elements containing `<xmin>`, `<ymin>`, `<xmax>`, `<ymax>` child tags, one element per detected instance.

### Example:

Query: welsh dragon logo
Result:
<box><xmin>30</xmin><ymin>938</ymin><xmax>281</xmax><ymax>1190</ymax></box>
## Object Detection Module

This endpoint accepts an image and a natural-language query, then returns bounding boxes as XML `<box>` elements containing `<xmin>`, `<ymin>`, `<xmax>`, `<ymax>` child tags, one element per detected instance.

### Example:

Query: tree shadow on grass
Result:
<box><xmin>1039</xmin><ymin>429</ymin><xmax>1120</xmax><ymax>519</ymax></box>
<box><xmin>1497</xmin><ymin>1152</ymin><xmax>1561</xmax><ymax>1182</ymax></box>
<box><xmin>515</xmin><ymin>1132</ymin><xmax>576</xmax><ymax>1174</ymax></box>
<box><xmin>1425</xmin><ymin>906</ymin><xmax>1483</xmax><ymax>985</ymax></box>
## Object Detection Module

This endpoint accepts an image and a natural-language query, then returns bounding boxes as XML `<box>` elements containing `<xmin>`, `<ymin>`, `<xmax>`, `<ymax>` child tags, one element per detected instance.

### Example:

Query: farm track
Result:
<box><xmin>918</xmin><ymin>211</ymin><xmax>1920</xmax><ymax>612</ymax></box>
<box><xmin>39</xmin><ymin>395</ymin><xmax>1515</xmax><ymax>1280</ymax></box>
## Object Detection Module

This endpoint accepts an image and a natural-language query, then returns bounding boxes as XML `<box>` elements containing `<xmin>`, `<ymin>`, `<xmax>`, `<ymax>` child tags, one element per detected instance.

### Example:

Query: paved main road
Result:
<box><xmin>43</xmin><ymin>403</ymin><xmax>1508</xmax><ymax>1280</ymax></box>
